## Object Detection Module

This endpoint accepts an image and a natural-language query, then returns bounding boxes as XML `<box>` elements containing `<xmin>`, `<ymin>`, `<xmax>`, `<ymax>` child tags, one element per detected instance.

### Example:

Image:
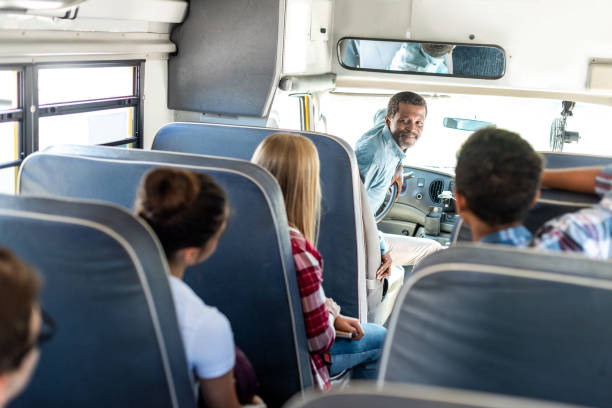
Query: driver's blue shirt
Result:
<box><xmin>355</xmin><ymin>111</ymin><xmax>405</xmax><ymax>212</ymax></box>
<box><xmin>355</xmin><ymin>109</ymin><xmax>405</xmax><ymax>254</ymax></box>
<box><xmin>480</xmin><ymin>225</ymin><xmax>532</xmax><ymax>247</ymax></box>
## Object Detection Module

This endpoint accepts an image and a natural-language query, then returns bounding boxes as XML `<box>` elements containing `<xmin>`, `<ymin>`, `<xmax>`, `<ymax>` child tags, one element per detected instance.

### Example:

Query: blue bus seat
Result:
<box><xmin>19</xmin><ymin>148</ymin><xmax>312</xmax><ymax>407</ymax></box>
<box><xmin>379</xmin><ymin>244</ymin><xmax>612</xmax><ymax>407</ymax></box>
<box><xmin>285</xmin><ymin>383</ymin><xmax>578</xmax><ymax>408</ymax></box>
<box><xmin>451</xmin><ymin>153</ymin><xmax>612</xmax><ymax>244</ymax></box>
<box><xmin>0</xmin><ymin>194</ymin><xmax>196</xmax><ymax>408</ymax></box>
<box><xmin>152</xmin><ymin>123</ymin><xmax>368</xmax><ymax>321</ymax></box>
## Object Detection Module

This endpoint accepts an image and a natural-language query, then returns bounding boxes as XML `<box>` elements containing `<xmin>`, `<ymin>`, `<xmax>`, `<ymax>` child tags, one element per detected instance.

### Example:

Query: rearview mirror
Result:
<box><xmin>443</xmin><ymin>118</ymin><xmax>493</xmax><ymax>131</ymax></box>
<box><xmin>338</xmin><ymin>38</ymin><xmax>505</xmax><ymax>79</ymax></box>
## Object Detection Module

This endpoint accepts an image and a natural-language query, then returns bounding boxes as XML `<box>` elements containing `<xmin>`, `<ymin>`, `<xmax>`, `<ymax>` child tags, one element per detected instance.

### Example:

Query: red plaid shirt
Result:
<box><xmin>289</xmin><ymin>227</ymin><xmax>335</xmax><ymax>391</ymax></box>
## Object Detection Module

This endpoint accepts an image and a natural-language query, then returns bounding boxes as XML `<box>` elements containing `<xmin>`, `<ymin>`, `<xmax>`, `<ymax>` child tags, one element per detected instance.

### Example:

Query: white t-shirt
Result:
<box><xmin>169</xmin><ymin>276</ymin><xmax>235</xmax><ymax>379</ymax></box>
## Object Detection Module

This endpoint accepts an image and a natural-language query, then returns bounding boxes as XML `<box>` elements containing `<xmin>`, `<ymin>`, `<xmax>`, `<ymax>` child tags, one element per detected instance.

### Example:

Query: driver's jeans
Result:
<box><xmin>382</xmin><ymin>233</ymin><xmax>443</xmax><ymax>266</ymax></box>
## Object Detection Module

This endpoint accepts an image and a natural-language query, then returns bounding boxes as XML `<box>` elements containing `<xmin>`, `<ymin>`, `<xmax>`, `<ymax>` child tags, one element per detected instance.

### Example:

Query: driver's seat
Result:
<box><xmin>360</xmin><ymin>182</ymin><xmax>404</xmax><ymax>324</ymax></box>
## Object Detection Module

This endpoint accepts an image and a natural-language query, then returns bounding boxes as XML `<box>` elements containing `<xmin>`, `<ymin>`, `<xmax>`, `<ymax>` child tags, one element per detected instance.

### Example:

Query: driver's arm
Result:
<box><xmin>377</xmin><ymin>231</ymin><xmax>389</xmax><ymax>254</ymax></box>
<box><xmin>540</xmin><ymin>166</ymin><xmax>603</xmax><ymax>194</ymax></box>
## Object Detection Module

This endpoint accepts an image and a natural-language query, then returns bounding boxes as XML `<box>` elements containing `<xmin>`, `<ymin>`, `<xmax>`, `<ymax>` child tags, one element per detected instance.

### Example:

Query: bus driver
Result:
<box><xmin>356</xmin><ymin>91</ymin><xmax>443</xmax><ymax>279</ymax></box>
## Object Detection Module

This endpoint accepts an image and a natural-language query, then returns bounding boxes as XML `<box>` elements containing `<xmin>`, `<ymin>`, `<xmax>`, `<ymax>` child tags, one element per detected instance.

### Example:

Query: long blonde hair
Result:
<box><xmin>252</xmin><ymin>133</ymin><xmax>321</xmax><ymax>244</ymax></box>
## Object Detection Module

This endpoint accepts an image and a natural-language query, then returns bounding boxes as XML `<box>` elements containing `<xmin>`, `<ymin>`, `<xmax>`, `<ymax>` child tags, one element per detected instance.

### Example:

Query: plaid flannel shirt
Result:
<box><xmin>289</xmin><ymin>227</ymin><xmax>335</xmax><ymax>391</ymax></box>
<box><xmin>532</xmin><ymin>165</ymin><xmax>612</xmax><ymax>259</ymax></box>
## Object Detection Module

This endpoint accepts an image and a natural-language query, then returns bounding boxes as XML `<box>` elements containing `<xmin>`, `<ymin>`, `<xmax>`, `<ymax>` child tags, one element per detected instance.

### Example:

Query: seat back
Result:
<box><xmin>286</xmin><ymin>384</ymin><xmax>579</xmax><ymax>408</ymax></box>
<box><xmin>451</xmin><ymin>153</ymin><xmax>612</xmax><ymax>244</ymax></box>
<box><xmin>0</xmin><ymin>194</ymin><xmax>195</xmax><ymax>408</ymax></box>
<box><xmin>379</xmin><ymin>244</ymin><xmax>612</xmax><ymax>407</ymax></box>
<box><xmin>19</xmin><ymin>147</ymin><xmax>312</xmax><ymax>407</ymax></box>
<box><xmin>450</xmin><ymin>193</ymin><xmax>596</xmax><ymax>244</ymax></box>
<box><xmin>541</xmin><ymin>152</ymin><xmax>612</xmax><ymax>169</ymax></box>
<box><xmin>153</xmin><ymin>123</ymin><xmax>366</xmax><ymax>319</ymax></box>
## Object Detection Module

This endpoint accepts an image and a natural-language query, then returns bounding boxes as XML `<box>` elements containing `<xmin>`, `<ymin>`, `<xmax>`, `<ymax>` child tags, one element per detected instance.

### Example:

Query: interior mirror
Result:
<box><xmin>338</xmin><ymin>38</ymin><xmax>505</xmax><ymax>79</ymax></box>
<box><xmin>443</xmin><ymin>117</ymin><xmax>493</xmax><ymax>131</ymax></box>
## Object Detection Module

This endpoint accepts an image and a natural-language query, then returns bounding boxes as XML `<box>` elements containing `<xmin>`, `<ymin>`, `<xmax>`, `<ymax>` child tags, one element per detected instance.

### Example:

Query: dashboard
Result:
<box><xmin>378</xmin><ymin>166</ymin><xmax>458</xmax><ymax>246</ymax></box>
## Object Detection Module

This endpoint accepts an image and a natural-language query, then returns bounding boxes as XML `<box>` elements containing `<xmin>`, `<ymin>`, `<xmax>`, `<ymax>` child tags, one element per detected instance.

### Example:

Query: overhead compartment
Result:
<box><xmin>168</xmin><ymin>0</ymin><xmax>284</xmax><ymax>118</ymax></box>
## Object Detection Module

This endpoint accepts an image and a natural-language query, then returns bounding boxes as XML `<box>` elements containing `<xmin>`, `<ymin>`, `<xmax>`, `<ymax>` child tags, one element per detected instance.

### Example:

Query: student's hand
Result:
<box><xmin>376</xmin><ymin>253</ymin><xmax>392</xmax><ymax>280</ymax></box>
<box><xmin>334</xmin><ymin>316</ymin><xmax>364</xmax><ymax>341</ymax></box>
<box><xmin>246</xmin><ymin>395</ymin><xmax>266</xmax><ymax>407</ymax></box>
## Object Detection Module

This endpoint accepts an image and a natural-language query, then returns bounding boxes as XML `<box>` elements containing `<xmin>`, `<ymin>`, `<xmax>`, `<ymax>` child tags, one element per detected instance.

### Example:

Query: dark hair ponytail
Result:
<box><xmin>135</xmin><ymin>168</ymin><xmax>228</xmax><ymax>259</ymax></box>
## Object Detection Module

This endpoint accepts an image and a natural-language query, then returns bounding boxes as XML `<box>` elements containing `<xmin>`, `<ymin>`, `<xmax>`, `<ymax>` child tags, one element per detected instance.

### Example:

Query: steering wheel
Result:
<box><xmin>374</xmin><ymin>163</ymin><xmax>403</xmax><ymax>223</ymax></box>
<box><xmin>374</xmin><ymin>182</ymin><xmax>398</xmax><ymax>222</ymax></box>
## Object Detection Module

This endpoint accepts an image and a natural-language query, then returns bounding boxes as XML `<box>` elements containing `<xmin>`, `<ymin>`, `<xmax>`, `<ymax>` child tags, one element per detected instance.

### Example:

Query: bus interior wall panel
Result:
<box><xmin>168</xmin><ymin>0</ymin><xmax>283</xmax><ymax>117</ymax></box>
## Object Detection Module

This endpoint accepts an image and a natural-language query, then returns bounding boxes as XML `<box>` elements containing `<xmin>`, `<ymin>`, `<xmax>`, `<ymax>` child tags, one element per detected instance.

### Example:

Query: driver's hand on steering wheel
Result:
<box><xmin>376</xmin><ymin>253</ymin><xmax>392</xmax><ymax>281</ymax></box>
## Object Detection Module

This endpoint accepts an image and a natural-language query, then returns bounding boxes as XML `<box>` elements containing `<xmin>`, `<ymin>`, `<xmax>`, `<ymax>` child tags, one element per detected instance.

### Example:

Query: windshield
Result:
<box><xmin>321</xmin><ymin>92</ymin><xmax>612</xmax><ymax>171</ymax></box>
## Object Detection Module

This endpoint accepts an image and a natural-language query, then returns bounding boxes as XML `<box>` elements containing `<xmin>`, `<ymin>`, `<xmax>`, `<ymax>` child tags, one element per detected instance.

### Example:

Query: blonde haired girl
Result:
<box><xmin>252</xmin><ymin>133</ymin><xmax>386</xmax><ymax>390</ymax></box>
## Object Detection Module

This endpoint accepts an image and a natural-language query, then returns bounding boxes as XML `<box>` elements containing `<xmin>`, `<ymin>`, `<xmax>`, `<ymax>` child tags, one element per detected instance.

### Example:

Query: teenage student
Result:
<box><xmin>252</xmin><ymin>133</ymin><xmax>386</xmax><ymax>391</ymax></box>
<box><xmin>454</xmin><ymin>127</ymin><xmax>543</xmax><ymax>246</ymax></box>
<box><xmin>455</xmin><ymin>126</ymin><xmax>611</xmax><ymax>259</ymax></box>
<box><xmin>134</xmin><ymin>168</ymin><xmax>259</xmax><ymax>408</ymax></box>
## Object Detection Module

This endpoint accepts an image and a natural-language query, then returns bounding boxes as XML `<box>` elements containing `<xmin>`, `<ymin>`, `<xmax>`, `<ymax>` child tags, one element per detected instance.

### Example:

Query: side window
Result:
<box><xmin>37</xmin><ymin>64</ymin><xmax>142</xmax><ymax>150</ymax></box>
<box><xmin>0</xmin><ymin>62</ymin><xmax>144</xmax><ymax>194</ymax></box>
<box><xmin>0</xmin><ymin>69</ymin><xmax>21</xmax><ymax>194</ymax></box>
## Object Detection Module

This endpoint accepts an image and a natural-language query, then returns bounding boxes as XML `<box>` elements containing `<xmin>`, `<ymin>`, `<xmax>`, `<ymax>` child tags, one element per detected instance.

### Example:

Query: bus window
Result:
<box><xmin>0</xmin><ymin>62</ymin><xmax>144</xmax><ymax>193</ymax></box>
<box><xmin>321</xmin><ymin>92</ymin><xmax>612</xmax><ymax>171</ymax></box>
<box><xmin>39</xmin><ymin>107</ymin><xmax>134</xmax><ymax>150</ymax></box>
<box><xmin>0</xmin><ymin>165</ymin><xmax>17</xmax><ymax>194</ymax></box>
<box><xmin>0</xmin><ymin>69</ymin><xmax>20</xmax><ymax>194</ymax></box>
<box><xmin>0</xmin><ymin>70</ymin><xmax>18</xmax><ymax>109</ymax></box>
<box><xmin>37</xmin><ymin>63</ymin><xmax>142</xmax><ymax>149</ymax></box>
<box><xmin>38</xmin><ymin>66</ymin><xmax>134</xmax><ymax>105</ymax></box>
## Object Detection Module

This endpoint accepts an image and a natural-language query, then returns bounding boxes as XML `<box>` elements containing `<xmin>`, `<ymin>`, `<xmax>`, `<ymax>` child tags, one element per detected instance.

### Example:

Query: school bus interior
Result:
<box><xmin>1</xmin><ymin>0</ymin><xmax>612</xmax><ymax>407</ymax></box>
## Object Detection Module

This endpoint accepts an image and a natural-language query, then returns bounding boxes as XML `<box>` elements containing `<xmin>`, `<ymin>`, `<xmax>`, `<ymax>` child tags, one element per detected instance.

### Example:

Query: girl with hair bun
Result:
<box><xmin>252</xmin><ymin>133</ymin><xmax>386</xmax><ymax>391</ymax></box>
<box><xmin>135</xmin><ymin>168</ymin><xmax>259</xmax><ymax>408</ymax></box>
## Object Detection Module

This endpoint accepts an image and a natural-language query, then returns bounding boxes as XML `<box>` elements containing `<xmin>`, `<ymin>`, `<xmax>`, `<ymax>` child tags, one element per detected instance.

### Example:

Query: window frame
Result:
<box><xmin>0</xmin><ymin>65</ymin><xmax>24</xmax><ymax>172</ymax></box>
<box><xmin>0</xmin><ymin>60</ymin><xmax>144</xmax><ymax>193</ymax></box>
<box><xmin>0</xmin><ymin>60</ymin><xmax>144</xmax><ymax>168</ymax></box>
<box><xmin>34</xmin><ymin>60</ymin><xmax>144</xmax><ymax>149</ymax></box>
